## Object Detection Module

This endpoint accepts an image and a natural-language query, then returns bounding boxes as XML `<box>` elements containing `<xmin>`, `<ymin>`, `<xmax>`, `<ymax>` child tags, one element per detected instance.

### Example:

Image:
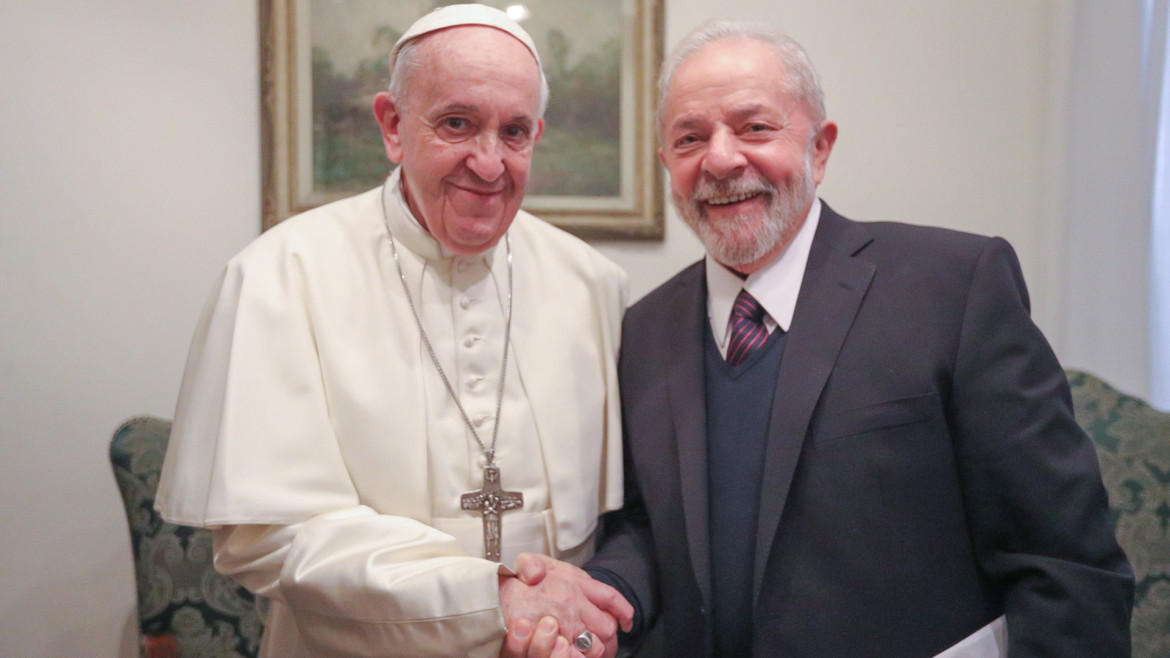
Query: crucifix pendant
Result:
<box><xmin>461</xmin><ymin>465</ymin><xmax>524</xmax><ymax>562</ymax></box>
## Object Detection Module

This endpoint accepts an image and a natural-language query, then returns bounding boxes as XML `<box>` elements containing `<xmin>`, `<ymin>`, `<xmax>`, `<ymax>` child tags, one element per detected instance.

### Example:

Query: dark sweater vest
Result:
<box><xmin>704</xmin><ymin>323</ymin><xmax>785</xmax><ymax>657</ymax></box>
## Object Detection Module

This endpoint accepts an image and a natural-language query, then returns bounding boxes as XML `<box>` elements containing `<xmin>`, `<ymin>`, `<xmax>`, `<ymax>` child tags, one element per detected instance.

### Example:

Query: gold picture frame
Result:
<box><xmin>259</xmin><ymin>0</ymin><xmax>663</xmax><ymax>239</ymax></box>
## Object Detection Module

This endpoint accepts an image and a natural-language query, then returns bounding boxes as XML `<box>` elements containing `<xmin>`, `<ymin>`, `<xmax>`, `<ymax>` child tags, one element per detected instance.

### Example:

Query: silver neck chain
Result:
<box><xmin>381</xmin><ymin>187</ymin><xmax>513</xmax><ymax>468</ymax></box>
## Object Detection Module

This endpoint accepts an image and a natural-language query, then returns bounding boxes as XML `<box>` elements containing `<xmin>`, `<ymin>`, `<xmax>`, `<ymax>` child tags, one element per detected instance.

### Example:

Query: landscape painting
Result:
<box><xmin>260</xmin><ymin>0</ymin><xmax>663</xmax><ymax>238</ymax></box>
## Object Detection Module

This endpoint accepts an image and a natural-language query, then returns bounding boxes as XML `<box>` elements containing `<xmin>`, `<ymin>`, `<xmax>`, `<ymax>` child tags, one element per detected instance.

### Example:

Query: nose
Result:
<box><xmin>701</xmin><ymin>128</ymin><xmax>746</xmax><ymax>180</ymax></box>
<box><xmin>465</xmin><ymin>132</ymin><xmax>506</xmax><ymax>182</ymax></box>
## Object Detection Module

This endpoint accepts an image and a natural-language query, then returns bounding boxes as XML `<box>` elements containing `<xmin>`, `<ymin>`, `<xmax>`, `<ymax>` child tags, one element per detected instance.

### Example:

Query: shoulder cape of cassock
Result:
<box><xmin>156</xmin><ymin>170</ymin><xmax>628</xmax><ymax>552</ymax></box>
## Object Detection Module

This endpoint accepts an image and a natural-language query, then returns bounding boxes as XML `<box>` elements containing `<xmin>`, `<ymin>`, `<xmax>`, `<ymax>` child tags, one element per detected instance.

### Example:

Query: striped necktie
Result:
<box><xmin>727</xmin><ymin>289</ymin><xmax>769</xmax><ymax>366</ymax></box>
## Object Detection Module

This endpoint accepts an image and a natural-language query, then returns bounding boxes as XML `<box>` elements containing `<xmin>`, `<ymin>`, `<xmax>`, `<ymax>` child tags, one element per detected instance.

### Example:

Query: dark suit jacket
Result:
<box><xmin>587</xmin><ymin>204</ymin><xmax>1134</xmax><ymax>657</ymax></box>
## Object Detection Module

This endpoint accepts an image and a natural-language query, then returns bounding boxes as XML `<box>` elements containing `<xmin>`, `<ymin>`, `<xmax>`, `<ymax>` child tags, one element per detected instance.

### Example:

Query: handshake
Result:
<box><xmin>499</xmin><ymin>553</ymin><xmax>634</xmax><ymax>658</ymax></box>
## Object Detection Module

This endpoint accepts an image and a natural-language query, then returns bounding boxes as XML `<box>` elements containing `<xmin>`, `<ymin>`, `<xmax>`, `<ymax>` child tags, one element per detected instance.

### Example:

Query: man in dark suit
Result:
<box><xmin>512</xmin><ymin>18</ymin><xmax>1134</xmax><ymax>658</ymax></box>
<box><xmin>511</xmin><ymin>18</ymin><xmax>1133</xmax><ymax>658</ymax></box>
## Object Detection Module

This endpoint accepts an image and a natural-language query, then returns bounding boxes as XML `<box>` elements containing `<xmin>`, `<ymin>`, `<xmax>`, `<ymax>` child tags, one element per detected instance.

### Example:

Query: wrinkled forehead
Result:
<box><xmin>661</xmin><ymin>40</ymin><xmax>801</xmax><ymax>123</ymax></box>
<box><xmin>396</xmin><ymin>26</ymin><xmax>545</xmax><ymax>124</ymax></box>
<box><xmin>671</xmin><ymin>39</ymin><xmax>790</xmax><ymax>97</ymax></box>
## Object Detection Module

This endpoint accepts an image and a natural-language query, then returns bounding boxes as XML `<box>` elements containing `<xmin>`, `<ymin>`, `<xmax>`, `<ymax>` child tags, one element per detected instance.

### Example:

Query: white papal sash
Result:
<box><xmin>933</xmin><ymin>616</ymin><xmax>1007</xmax><ymax>658</ymax></box>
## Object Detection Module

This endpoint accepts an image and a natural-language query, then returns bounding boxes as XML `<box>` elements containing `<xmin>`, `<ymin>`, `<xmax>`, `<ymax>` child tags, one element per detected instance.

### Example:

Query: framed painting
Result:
<box><xmin>260</xmin><ymin>0</ymin><xmax>664</xmax><ymax>239</ymax></box>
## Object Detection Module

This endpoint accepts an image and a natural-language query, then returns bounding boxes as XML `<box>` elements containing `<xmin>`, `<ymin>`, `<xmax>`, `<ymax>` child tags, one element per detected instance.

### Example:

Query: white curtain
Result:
<box><xmin>1151</xmin><ymin>0</ymin><xmax>1170</xmax><ymax>409</ymax></box>
<box><xmin>1060</xmin><ymin>0</ymin><xmax>1167</xmax><ymax>407</ymax></box>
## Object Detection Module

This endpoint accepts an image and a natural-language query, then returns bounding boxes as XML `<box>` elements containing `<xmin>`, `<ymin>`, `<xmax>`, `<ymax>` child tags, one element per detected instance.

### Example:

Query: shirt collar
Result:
<box><xmin>707</xmin><ymin>197</ymin><xmax>821</xmax><ymax>348</ymax></box>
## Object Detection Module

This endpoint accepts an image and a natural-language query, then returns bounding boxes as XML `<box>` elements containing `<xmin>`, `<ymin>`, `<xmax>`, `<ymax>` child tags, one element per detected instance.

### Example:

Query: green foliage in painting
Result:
<box><xmin>533</xmin><ymin>33</ymin><xmax>621</xmax><ymax>196</ymax></box>
<box><xmin>310</xmin><ymin>23</ymin><xmax>621</xmax><ymax>198</ymax></box>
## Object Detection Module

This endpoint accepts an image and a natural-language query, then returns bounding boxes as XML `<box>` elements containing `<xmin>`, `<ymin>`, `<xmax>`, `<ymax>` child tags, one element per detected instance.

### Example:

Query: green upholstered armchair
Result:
<box><xmin>1067</xmin><ymin>369</ymin><xmax>1170</xmax><ymax>657</ymax></box>
<box><xmin>111</xmin><ymin>416</ymin><xmax>264</xmax><ymax>657</ymax></box>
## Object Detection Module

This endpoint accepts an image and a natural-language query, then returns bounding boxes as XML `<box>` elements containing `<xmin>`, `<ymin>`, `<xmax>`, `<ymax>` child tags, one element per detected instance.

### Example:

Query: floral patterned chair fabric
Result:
<box><xmin>1067</xmin><ymin>369</ymin><xmax>1170</xmax><ymax>658</ymax></box>
<box><xmin>111</xmin><ymin>415</ymin><xmax>264</xmax><ymax>657</ymax></box>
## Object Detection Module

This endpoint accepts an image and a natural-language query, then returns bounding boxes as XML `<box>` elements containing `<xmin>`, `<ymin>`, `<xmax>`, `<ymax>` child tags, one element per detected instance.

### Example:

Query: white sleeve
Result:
<box><xmin>213</xmin><ymin>505</ymin><xmax>509</xmax><ymax>657</ymax></box>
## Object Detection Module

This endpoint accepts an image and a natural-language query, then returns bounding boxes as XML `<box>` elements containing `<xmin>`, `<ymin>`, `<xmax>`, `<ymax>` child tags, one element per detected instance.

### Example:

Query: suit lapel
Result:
<box><xmin>752</xmin><ymin>206</ymin><xmax>876</xmax><ymax>604</ymax></box>
<box><xmin>663</xmin><ymin>262</ymin><xmax>715</xmax><ymax>609</ymax></box>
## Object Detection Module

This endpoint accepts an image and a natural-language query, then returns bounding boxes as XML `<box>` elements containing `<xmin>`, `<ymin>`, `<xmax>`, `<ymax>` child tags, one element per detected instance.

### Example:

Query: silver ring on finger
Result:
<box><xmin>574</xmin><ymin>630</ymin><xmax>594</xmax><ymax>652</ymax></box>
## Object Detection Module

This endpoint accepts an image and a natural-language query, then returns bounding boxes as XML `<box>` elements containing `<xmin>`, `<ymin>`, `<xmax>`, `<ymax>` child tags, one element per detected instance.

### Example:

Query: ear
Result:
<box><xmin>658</xmin><ymin>147</ymin><xmax>666</xmax><ymax>167</ymax></box>
<box><xmin>373</xmin><ymin>92</ymin><xmax>405</xmax><ymax>163</ymax></box>
<box><xmin>533</xmin><ymin>117</ymin><xmax>545</xmax><ymax>145</ymax></box>
<box><xmin>811</xmin><ymin>120</ymin><xmax>838</xmax><ymax>185</ymax></box>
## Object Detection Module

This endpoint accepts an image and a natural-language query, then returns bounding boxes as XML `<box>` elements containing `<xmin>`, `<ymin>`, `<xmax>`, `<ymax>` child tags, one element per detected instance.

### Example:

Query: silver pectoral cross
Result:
<box><xmin>461</xmin><ymin>465</ymin><xmax>524</xmax><ymax>562</ymax></box>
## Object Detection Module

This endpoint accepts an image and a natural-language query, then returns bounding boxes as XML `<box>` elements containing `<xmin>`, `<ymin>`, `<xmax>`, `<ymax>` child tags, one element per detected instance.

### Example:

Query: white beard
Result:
<box><xmin>674</xmin><ymin>155</ymin><xmax>816</xmax><ymax>268</ymax></box>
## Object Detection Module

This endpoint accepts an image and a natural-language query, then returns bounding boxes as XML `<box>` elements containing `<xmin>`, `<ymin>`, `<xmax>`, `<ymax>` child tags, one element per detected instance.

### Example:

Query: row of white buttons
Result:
<box><xmin>453</xmin><ymin>256</ymin><xmax>493</xmax><ymax>429</ymax></box>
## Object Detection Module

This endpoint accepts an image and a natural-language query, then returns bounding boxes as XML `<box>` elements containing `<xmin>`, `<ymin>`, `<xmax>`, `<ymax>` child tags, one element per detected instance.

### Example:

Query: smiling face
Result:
<box><xmin>373</xmin><ymin>26</ymin><xmax>544</xmax><ymax>255</ymax></box>
<box><xmin>660</xmin><ymin>37</ymin><xmax>836</xmax><ymax>272</ymax></box>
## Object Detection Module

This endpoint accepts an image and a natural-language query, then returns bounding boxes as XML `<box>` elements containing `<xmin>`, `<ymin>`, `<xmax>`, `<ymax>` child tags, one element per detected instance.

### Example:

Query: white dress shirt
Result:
<box><xmin>706</xmin><ymin>198</ymin><xmax>822</xmax><ymax>358</ymax></box>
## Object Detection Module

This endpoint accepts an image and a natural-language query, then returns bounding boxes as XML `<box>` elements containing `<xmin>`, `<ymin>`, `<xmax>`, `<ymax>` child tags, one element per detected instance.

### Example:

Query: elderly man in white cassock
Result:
<box><xmin>155</xmin><ymin>4</ymin><xmax>634</xmax><ymax>657</ymax></box>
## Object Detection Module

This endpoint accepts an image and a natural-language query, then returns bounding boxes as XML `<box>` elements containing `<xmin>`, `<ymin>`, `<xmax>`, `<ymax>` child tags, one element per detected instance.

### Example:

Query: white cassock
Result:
<box><xmin>155</xmin><ymin>167</ymin><xmax>628</xmax><ymax>657</ymax></box>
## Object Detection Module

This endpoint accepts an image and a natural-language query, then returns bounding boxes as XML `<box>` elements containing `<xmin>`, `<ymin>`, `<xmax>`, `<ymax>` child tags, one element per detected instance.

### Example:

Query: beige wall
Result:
<box><xmin>0</xmin><ymin>1</ymin><xmax>1148</xmax><ymax>656</ymax></box>
<box><xmin>0</xmin><ymin>3</ymin><xmax>261</xmax><ymax>655</ymax></box>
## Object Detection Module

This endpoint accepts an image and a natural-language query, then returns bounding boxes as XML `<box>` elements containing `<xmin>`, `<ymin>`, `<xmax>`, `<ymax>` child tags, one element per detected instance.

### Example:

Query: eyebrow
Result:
<box><xmin>669</xmin><ymin>116</ymin><xmax>708</xmax><ymax>133</ymax></box>
<box><xmin>434</xmin><ymin>103</ymin><xmax>479</xmax><ymax>117</ymax></box>
<box><xmin>668</xmin><ymin>102</ymin><xmax>783</xmax><ymax>132</ymax></box>
<box><xmin>727</xmin><ymin>103</ymin><xmax>776</xmax><ymax>123</ymax></box>
<box><xmin>433</xmin><ymin>103</ymin><xmax>535</xmax><ymax>127</ymax></box>
<box><xmin>506</xmin><ymin>113</ymin><xmax>535</xmax><ymax>127</ymax></box>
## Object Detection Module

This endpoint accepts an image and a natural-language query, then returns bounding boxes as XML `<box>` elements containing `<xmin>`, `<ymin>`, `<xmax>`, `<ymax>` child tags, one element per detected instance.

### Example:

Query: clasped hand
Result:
<box><xmin>499</xmin><ymin>553</ymin><xmax>633</xmax><ymax>658</ymax></box>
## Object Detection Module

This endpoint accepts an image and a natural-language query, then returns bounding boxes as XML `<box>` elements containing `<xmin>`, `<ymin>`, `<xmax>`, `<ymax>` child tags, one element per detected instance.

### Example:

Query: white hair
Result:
<box><xmin>389</xmin><ymin>30</ymin><xmax>550</xmax><ymax>118</ymax></box>
<box><xmin>658</xmin><ymin>19</ymin><xmax>825</xmax><ymax>130</ymax></box>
